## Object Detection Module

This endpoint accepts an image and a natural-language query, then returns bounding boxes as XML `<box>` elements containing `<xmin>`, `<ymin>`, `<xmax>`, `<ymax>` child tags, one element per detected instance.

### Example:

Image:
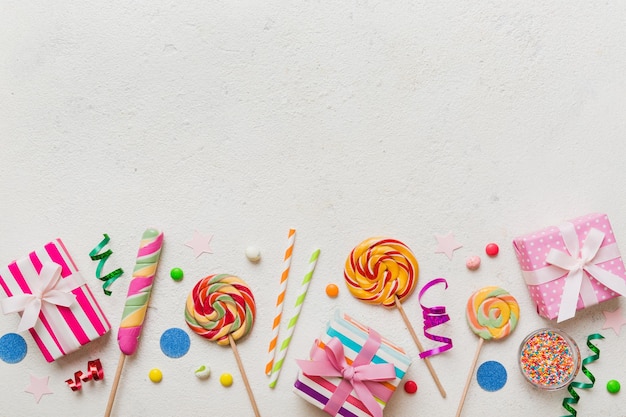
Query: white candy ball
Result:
<box><xmin>245</xmin><ymin>246</ymin><xmax>261</xmax><ymax>262</ymax></box>
<box><xmin>194</xmin><ymin>365</ymin><xmax>211</xmax><ymax>379</ymax></box>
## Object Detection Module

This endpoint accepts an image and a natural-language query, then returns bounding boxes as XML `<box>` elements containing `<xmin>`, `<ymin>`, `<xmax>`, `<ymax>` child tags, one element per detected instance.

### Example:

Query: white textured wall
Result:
<box><xmin>2</xmin><ymin>1</ymin><xmax>626</xmax><ymax>416</ymax></box>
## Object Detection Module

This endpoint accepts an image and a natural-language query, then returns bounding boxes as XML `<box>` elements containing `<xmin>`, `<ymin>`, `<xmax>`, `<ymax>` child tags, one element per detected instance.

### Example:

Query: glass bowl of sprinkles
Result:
<box><xmin>518</xmin><ymin>328</ymin><xmax>581</xmax><ymax>390</ymax></box>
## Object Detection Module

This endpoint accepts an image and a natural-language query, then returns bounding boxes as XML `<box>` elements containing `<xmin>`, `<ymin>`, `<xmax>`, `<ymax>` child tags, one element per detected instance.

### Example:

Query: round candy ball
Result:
<box><xmin>220</xmin><ymin>373</ymin><xmax>233</xmax><ymax>387</ymax></box>
<box><xmin>325</xmin><ymin>284</ymin><xmax>339</xmax><ymax>298</ymax></box>
<box><xmin>607</xmin><ymin>379</ymin><xmax>621</xmax><ymax>394</ymax></box>
<box><xmin>404</xmin><ymin>380</ymin><xmax>418</xmax><ymax>394</ymax></box>
<box><xmin>465</xmin><ymin>256</ymin><xmax>481</xmax><ymax>271</ymax></box>
<box><xmin>245</xmin><ymin>246</ymin><xmax>261</xmax><ymax>262</ymax></box>
<box><xmin>194</xmin><ymin>365</ymin><xmax>211</xmax><ymax>379</ymax></box>
<box><xmin>170</xmin><ymin>268</ymin><xmax>184</xmax><ymax>281</ymax></box>
<box><xmin>149</xmin><ymin>368</ymin><xmax>163</xmax><ymax>383</ymax></box>
<box><xmin>485</xmin><ymin>243</ymin><xmax>499</xmax><ymax>257</ymax></box>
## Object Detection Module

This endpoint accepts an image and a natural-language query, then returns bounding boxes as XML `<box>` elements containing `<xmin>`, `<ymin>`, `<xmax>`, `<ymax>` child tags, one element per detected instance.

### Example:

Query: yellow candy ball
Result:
<box><xmin>220</xmin><ymin>372</ymin><xmax>233</xmax><ymax>387</ymax></box>
<box><xmin>149</xmin><ymin>368</ymin><xmax>163</xmax><ymax>383</ymax></box>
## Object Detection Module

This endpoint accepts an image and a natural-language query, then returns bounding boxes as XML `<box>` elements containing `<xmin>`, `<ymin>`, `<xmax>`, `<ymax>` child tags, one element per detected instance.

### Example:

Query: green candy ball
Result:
<box><xmin>607</xmin><ymin>379</ymin><xmax>621</xmax><ymax>394</ymax></box>
<box><xmin>170</xmin><ymin>267</ymin><xmax>184</xmax><ymax>281</ymax></box>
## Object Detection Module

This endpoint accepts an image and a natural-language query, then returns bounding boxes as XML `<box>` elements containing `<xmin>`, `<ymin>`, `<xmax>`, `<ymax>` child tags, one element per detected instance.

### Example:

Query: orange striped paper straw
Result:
<box><xmin>265</xmin><ymin>228</ymin><xmax>296</xmax><ymax>375</ymax></box>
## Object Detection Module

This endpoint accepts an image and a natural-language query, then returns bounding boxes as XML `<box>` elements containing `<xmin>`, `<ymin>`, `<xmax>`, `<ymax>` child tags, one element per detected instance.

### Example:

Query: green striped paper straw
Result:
<box><xmin>269</xmin><ymin>248</ymin><xmax>320</xmax><ymax>388</ymax></box>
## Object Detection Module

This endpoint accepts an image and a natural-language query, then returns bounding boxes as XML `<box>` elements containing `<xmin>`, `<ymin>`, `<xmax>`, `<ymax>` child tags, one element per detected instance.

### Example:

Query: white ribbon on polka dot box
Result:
<box><xmin>513</xmin><ymin>213</ymin><xmax>626</xmax><ymax>322</ymax></box>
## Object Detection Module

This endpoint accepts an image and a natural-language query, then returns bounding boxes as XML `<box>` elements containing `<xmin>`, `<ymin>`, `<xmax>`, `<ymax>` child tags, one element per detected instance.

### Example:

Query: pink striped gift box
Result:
<box><xmin>294</xmin><ymin>312</ymin><xmax>412</xmax><ymax>417</ymax></box>
<box><xmin>0</xmin><ymin>239</ymin><xmax>111</xmax><ymax>362</ymax></box>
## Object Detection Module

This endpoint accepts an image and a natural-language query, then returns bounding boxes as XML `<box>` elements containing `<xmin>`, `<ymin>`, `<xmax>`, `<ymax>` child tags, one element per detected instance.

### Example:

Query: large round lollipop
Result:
<box><xmin>345</xmin><ymin>237</ymin><xmax>418</xmax><ymax>307</ymax></box>
<box><xmin>455</xmin><ymin>286</ymin><xmax>520</xmax><ymax>417</ymax></box>
<box><xmin>185</xmin><ymin>274</ymin><xmax>260</xmax><ymax>417</ymax></box>
<box><xmin>344</xmin><ymin>237</ymin><xmax>446</xmax><ymax>398</ymax></box>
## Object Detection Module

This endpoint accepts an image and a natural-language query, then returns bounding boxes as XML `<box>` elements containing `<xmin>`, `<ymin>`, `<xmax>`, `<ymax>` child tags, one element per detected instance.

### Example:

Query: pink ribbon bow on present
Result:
<box><xmin>296</xmin><ymin>328</ymin><xmax>396</xmax><ymax>417</ymax></box>
<box><xmin>546</xmin><ymin>224</ymin><xmax>626</xmax><ymax>322</ymax></box>
<box><xmin>1</xmin><ymin>262</ymin><xmax>82</xmax><ymax>331</ymax></box>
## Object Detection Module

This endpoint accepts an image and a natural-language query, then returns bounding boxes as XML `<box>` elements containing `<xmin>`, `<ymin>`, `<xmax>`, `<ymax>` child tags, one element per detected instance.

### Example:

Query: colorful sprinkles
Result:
<box><xmin>519</xmin><ymin>329</ymin><xmax>580</xmax><ymax>390</ymax></box>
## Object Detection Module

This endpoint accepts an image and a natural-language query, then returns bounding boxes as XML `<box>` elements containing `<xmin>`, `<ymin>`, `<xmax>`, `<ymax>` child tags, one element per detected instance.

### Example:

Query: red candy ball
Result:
<box><xmin>485</xmin><ymin>243</ymin><xmax>499</xmax><ymax>257</ymax></box>
<box><xmin>404</xmin><ymin>380</ymin><xmax>418</xmax><ymax>394</ymax></box>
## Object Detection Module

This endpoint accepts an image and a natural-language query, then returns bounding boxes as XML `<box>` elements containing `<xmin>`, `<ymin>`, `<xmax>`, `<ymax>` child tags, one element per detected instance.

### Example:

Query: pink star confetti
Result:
<box><xmin>602</xmin><ymin>307</ymin><xmax>626</xmax><ymax>336</ymax></box>
<box><xmin>185</xmin><ymin>230</ymin><xmax>213</xmax><ymax>258</ymax></box>
<box><xmin>434</xmin><ymin>232</ymin><xmax>463</xmax><ymax>260</ymax></box>
<box><xmin>24</xmin><ymin>375</ymin><xmax>53</xmax><ymax>403</ymax></box>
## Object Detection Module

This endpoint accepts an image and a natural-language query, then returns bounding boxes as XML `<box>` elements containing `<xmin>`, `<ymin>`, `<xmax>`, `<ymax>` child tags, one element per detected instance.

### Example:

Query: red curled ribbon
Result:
<box><xmin>296</xmin><ymin>329</ymin><xmax>396</xmax><ymax>417</ymax></box>
<box><xmin>418</xmin><ymin>278</ymin><xmax>453</xmax><ymax>359</ymax></box>
<box><xmin>65</xmin><ymin>359</ymin><xmax>104</xmax><ymax>391</ymax></box>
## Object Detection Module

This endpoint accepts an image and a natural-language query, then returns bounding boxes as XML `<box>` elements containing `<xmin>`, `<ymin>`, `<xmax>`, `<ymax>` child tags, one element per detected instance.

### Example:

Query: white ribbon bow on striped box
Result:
<box><xmin>1</xmin><ymin>262</ymin><xmax>81</xmax><ymax>332</ymax></box>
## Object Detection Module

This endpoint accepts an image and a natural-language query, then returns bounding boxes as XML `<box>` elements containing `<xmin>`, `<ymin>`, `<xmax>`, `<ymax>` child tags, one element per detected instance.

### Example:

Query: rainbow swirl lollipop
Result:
<box><xmin>185</xmin><ymin>274</ymin><xmax>256</xmax><ymax>345</ymax></box>
<box><xmin>185</xmin><ymin>273</ymin><xmax>261</xmax><ymax>416</ymax></box>
<box><xmin>456</xmin><ymin>286</ymin><xmax>520</xmax><ymax>417</ymax></box>
<box><xmin>344</xmin><ymin>237</ymin><xmax>418</xmax><ymax>307</ymax></box>
<box><xmin>466</xmin><ymin>286</ymin><xmax>519</xmax><ymax>340</ymax></box>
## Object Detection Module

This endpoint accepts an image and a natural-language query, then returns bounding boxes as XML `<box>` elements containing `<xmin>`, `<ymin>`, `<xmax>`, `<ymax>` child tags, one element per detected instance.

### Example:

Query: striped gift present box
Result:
<box><xmin>0</xmin><ymin>239</ymin><xmax>111</xmax><ymax>362</ymax></box>
<box><xmin>294</xmin><ymin>312</ymin><xmax>412</xmax><ymax>417</ymax></box>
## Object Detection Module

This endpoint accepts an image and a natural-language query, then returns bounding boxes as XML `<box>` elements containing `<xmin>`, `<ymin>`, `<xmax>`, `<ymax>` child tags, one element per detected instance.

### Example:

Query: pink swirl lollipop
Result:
<box><xmin>185</xmin><ymin>274</ymin><xmax>261</xmax><ymax>417</ymax></box>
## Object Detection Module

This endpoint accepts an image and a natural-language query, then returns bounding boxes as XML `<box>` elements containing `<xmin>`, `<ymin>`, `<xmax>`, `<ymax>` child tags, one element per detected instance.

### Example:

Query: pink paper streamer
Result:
<box><xmin>418</xmin><ymin>278</ymin><xmax>453</xmax><ymax>359</ymax></box>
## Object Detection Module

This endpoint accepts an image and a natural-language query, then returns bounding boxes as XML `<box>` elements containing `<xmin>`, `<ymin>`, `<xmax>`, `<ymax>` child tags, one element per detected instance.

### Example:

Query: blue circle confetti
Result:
<box><xmin>0</xmin><ymin>333</ymin><xmax>27</xmax><ymax>364</ymax></box>
<box><xmin>476</xmin><ymin>360</ymin><xmax>507</xmax><ymax>392</ymax></box>
<box><xmin>160</xmin><ymin>328</ymin><xmax>191</xmax><ymax>358</ymax></box>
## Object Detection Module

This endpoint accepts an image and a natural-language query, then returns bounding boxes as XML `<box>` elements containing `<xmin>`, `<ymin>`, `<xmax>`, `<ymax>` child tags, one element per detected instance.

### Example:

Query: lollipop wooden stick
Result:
<box><xmin>455</xmin><ymin>286</ymin><xmax>519</xmax><ymax>417</ymax></box>
<box><xmin>455</xmin><ymin>338</ymin><xmax>483</xmax><ymax>417</ymax></box>
<box><xmin>104</xmin><ymin>353</ymin><xmax>126</xmax><ymax>417</ymax></box>
<box><xmin>105</xmin><ymin>228</ymin><xmax>163</xmax><ymax>417</ymax></box>
<box><xmin>229</xmin><ymin>335</ymin><xmax>261</xmax><ymax>417</ymax></box>
<box><xmin>395</xmin><ymin>295</ymin><xmax>447</xmax><ymax>398</ymax></box>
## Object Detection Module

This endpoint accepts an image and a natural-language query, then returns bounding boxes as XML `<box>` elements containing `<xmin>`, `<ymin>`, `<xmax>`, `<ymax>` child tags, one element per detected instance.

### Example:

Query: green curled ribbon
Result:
<box><xmin>561</xmin><ymin>333</ymin><xmax>604</xmax><ymax>417</ymax></box>
<box><xmin>89</xmin><ymin>234</ymin><xmax>124</xmax><ymax>296</ymax></box>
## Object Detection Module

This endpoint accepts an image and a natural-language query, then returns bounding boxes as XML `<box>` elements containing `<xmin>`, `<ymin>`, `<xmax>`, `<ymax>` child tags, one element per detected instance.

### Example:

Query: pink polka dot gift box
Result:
<box><xmin>513</xmin><ymin>213</ymin><xmax>626</xmax><ymax>322</ymax></box>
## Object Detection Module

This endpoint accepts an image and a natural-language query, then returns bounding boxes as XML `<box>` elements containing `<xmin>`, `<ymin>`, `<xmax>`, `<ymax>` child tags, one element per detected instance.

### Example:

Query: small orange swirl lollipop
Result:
<box><xmin>344</xmin><ymin>237</ymin><xmax>418</xmax><ymax>307</ymax></box>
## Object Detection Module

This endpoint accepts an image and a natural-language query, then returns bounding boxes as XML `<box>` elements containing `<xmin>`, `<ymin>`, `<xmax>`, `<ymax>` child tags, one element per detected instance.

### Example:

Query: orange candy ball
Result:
<box><xmin>325</xmin><ymin>284</ymin><xmax>339</xmax><ymax>298</ymax></box>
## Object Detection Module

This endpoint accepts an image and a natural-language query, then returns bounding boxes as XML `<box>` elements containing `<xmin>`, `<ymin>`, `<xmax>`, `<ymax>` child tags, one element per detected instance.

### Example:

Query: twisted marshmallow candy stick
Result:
<box><xmin>344</xmin><ymin>237</ymin><xmax>446</xmax><ymax>397</ymax></box>
<box><xmin>185</xmin><ymin>274</ymin><xmax>261</xmax><ymax>417</ymax></box>
<box><xmin>105</xmin><ymin>228</ymin><xmax>164</xmax><ymax>417</ymax></box>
